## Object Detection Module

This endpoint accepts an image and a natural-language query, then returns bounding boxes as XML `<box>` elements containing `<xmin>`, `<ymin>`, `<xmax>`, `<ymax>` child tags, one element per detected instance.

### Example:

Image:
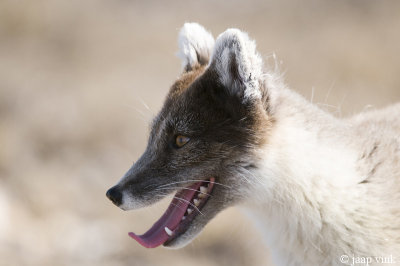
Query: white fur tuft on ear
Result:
<box><xmin>177</xmin><ymin>23</ymin><xmax>215</xmax><ymax>71</ymax></box>
<box><xmin>211</xmin><ymin>29</ymin><xmax>263</xmax><ymax>101</ymax></box>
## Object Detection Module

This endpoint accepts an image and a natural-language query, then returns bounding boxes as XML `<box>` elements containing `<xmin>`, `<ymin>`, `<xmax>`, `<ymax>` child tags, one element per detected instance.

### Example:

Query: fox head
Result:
<box><xmin>106</xmin><ymin>23</ymin><xmax>272</xmax><ymax>248</ymax></box>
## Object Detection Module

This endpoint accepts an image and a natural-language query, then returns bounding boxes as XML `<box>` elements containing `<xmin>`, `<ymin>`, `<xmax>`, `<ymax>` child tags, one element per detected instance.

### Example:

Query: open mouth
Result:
<box><xmin>128</xmin><ymin>177</ymin><xmax>215</xmax><ymax>248</ymax></box>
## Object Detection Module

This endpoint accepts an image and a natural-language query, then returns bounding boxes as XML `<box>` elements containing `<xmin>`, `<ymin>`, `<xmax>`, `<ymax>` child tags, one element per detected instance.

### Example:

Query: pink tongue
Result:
<box><xmin>128</xmin><ymin>181</ymin><xmax>202</xmax><ymax>248</ymax></box>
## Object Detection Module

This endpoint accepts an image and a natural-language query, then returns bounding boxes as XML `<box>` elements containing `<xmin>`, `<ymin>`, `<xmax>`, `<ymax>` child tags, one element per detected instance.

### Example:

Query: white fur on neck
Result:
<box><xmin>243</xmin><ymin>87</ymin><xmax>397</xmax><ymax>265</ymax></box>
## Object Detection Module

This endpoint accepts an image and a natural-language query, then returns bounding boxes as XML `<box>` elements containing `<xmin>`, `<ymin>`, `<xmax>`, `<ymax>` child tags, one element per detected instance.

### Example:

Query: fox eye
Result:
<box><xmin>175</xmin><ymin>135</ymin><xmax>190</xmax><ymax>148</ymax></box>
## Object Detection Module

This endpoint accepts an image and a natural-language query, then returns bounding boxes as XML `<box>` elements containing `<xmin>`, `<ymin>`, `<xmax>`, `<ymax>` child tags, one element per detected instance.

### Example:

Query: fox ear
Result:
<box><xmin>177</xmin><ymin>23</ymin><xmax>215</xmax><ymax>72</ymax></box>
<box><xmin>210</xmin><ymin>29</ymin><xmax>263</xmax><ymax>101</ymax></box>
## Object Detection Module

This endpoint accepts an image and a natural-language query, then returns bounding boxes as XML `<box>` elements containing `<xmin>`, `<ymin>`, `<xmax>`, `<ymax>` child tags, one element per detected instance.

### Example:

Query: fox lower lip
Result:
<box><xmin>128</xmin><ymin>177</ymin><xmax>215</xmax><ymax>248</ymax></box>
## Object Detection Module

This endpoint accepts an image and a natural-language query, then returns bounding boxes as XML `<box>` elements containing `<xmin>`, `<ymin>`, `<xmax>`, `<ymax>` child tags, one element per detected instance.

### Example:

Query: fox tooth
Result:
<box><xmin>164</xmin><ymin>227</ymin><xmax>173</xmax><ymax>236</ymax></box>
<box><xmin>200</xmin><ymin>186</ymin><xmax>207</xmax><ymax>194</ymax></box>
<box><xmin>182</xmin><ymin>215</ymin><xmax>186</xmax><ymax>220</ymax></box>
<box><xmin>193</xmin><ymin>199</ymin><xmax>200</xmax><ymax>206</ymax></box>
<box><xmin>187</xmin><ymin>208</ymin><xmax>193</xmax><ymax>214</ymax></box>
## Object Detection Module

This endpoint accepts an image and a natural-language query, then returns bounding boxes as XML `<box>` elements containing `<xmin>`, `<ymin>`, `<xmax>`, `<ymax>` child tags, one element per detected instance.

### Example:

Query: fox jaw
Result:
<box><xmin>107</xmin><ymin>23</ymin><xmax>273</xmax><ymax>249</ymax></box>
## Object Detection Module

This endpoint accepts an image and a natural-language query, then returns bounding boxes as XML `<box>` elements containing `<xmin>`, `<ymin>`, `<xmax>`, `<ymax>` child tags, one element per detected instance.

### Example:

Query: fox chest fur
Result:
<box><xmin>107</xmin><ymin>23</ymin><xmax>400</xmax><ymax>266</ymax></box>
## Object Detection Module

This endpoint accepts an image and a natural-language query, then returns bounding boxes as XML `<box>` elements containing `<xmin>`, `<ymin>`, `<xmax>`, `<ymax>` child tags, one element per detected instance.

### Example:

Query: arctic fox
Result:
<box><xmin>106</xmin><ymin>23</ymin><xmax>400</xmax><ymax>265</ymax></box>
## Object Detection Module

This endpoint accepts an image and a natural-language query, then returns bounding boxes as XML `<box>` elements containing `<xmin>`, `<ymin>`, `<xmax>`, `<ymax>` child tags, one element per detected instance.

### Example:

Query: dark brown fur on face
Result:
<box><xmin>115</xmin><ymin>63</ymin><xmax>270</xmax><ymax>246</ymax></box>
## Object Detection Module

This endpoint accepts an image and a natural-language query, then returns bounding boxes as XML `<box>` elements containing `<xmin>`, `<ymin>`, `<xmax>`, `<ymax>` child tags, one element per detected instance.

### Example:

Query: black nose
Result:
<box><xmin>106</xmin><ymin>186</ymin><xmax>122</xmax><ymax>206</ymax></box>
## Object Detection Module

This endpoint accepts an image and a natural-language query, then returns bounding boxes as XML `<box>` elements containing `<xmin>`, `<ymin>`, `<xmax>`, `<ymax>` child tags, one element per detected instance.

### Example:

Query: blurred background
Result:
<box><xmin>0</xmin><ymin>0</ymin><xmax>399</xmax><ymax>265</ymax></box>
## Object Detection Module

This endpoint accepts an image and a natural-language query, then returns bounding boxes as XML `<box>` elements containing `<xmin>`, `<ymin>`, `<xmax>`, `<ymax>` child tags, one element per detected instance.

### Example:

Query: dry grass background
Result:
<box><xmin>0</xmin><ymin>0</ymin><xmax>399</xmax><ymax>265</ymax></box>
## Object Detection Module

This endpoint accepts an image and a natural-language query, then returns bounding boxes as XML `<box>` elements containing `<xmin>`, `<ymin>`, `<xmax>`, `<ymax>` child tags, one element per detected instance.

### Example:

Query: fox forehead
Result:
<box><xmin>149</xmin><ymin>66</ymin><xmax>209</xmax><ymax>142</ymax></box>
<box><xmin>168</xmin><ymin>66</ymin><xmax>207</xmax><ymax>99</ymax></box>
